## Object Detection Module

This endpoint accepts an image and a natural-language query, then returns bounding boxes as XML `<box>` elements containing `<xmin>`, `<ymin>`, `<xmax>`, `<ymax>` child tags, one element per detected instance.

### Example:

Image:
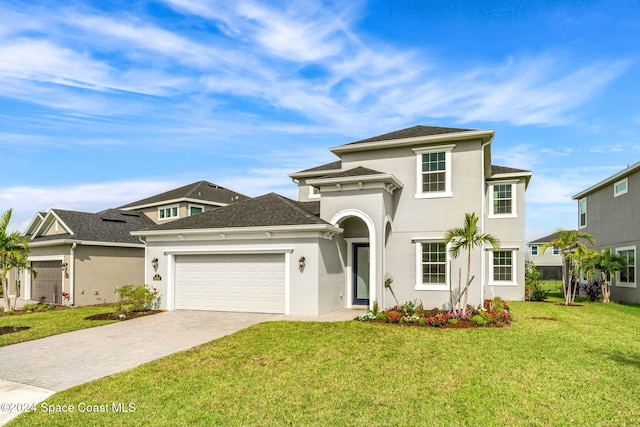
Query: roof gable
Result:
<box><xmin>142</xmin><ymin>193</ymin><xmax>330</xmax><ymax>231</ymax></box>
<box><xmin>118</xmin><ymin>181</ymin><xmax>249</xmax><ymax>210</ymax></box>
<box><xmin>31</xmin><ymin>209</ymin><xmax>156</xmax><ymax>245</ymax></box>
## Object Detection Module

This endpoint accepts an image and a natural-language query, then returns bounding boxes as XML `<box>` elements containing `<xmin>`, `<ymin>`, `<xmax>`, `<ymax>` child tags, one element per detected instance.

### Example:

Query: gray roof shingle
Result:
<box><xmin>491</xmin><ymin>165</ymin><xmax>531</xmax><ymax>175</ymax></box>
<box><xmin>347</xmin><ymin>125</ymin><xmax>475</xmax><ymax>145</ymax></box>
<box><xmin>118</xmin><ymin>181</ymin><xmax>249</xmax><ymax>209</ymax></box>
<box><xmin>145</xmin><ymin>193</ymin><xmax>329</xmax><ymax>231</ymax></box>
<box><xmin>33</xmin><ymin>209</ymin><xmax>156</xmax><ymax>244</ymax></box>
<box><xmin>314</xmin><ymin>166</ymin><xmax>385</xmax><ymax>179</ymax></box>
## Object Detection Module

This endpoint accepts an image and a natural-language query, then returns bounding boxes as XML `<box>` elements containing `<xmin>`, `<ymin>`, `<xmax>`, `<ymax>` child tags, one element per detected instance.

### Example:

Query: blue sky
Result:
<box><xmin>0</xmin><ymin>0</ymin><xmax>638</xmax><ymax>240</ymax></box>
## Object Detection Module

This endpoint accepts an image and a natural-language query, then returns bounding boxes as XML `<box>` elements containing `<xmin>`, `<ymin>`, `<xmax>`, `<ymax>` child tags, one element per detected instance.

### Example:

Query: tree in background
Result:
<box><xmin>541</xmin><ymin>229</ymin><xmax>595</xmax><ymax>306</ymax></box>
<box><xmin>589</xmin><ymin>248</ymin><xmax>626</xmax><ymax>303</ymax></box>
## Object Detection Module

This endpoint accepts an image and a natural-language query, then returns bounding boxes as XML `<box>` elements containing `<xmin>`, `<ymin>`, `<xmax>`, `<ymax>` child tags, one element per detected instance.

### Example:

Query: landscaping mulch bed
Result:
<box><xmin>0</xmin><ymin>305</ymin><xmax>69</xmax><ymax>316</ymax></box>
<box><xmin>0</xmin><ymin>326</ymin><xmax>30</xmax><ymax>336</ymax></box>
<box><xmin>85</xmin><ymin>310</ymin><xmax>163</xmax><ymax>321</ymax></box>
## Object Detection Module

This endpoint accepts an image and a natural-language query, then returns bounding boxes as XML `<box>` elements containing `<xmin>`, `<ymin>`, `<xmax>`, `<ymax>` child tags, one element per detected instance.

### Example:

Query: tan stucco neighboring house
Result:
<box><xmin>9</xmin><ymin>181</ymin><xmax>248</xmax><ymax>307</ymax></box>
<box><xmin>134</xmin><ymin>125</ymin><xmax>532</xmax><ymax>316</ymax></box>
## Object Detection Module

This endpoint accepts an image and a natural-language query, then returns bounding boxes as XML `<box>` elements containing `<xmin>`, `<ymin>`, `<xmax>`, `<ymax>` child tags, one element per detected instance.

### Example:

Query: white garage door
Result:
<box><xmin>174</xmin><ymin>253</ymin><xmax>286</xmax><ymax>313</ymax></box>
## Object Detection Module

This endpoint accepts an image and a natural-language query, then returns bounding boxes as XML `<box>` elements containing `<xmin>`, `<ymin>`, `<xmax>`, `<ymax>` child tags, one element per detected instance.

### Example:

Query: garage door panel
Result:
<box><xmin>174</xmin><ymin>253</ymin><xmax>285</xmax><ymax>313</ymax></box>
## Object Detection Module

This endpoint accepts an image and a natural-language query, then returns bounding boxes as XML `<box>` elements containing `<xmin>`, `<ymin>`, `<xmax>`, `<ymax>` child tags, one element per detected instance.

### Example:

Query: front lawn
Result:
<box><xmin>10</xmin><ymin>299</ymin><xmax>640</xmax><ymax>426</ymax></box>
<box><xmin>0</xmin><ymin>306</ymin><xmax>119</xmax><ymax>347</ymax></box>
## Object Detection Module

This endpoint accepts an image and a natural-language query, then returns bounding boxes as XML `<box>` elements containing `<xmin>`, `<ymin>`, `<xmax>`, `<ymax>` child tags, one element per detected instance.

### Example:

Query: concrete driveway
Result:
<box><xmin>0</xmin><ymin>309</ymin><xmax>362</xmax><ymax>425</ymax></box>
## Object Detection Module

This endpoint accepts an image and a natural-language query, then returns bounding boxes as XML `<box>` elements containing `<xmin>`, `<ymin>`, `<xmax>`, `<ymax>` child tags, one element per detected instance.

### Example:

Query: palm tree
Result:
<box><xmin>541</xmin><ymin>229</ymin><xmax>595</xmax><ymax>305</ymax></box>
<box><xmin>444</xmin><ymin>212</ymin><xmax>500</xmax><ymax>311</ymax></box>
<box><xmin>0</xmin><ymin>209</ymin><xmax>34</xmax><ymax>311</ymax></box>
<box><xmin>590</xmin><ymin>248</ymin><xmax>626</xmax><ymax>303</ymax></box>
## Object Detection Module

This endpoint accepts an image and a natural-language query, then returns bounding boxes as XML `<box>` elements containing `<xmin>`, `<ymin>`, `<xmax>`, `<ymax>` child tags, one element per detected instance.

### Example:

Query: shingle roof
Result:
<box><xmin>145</xmin><ymin>193</ymin><xmax>330</xmax><ymax>231</ymax></box>
<box><xmin>295</xmin><ymin>160</ymin><xmax>342</xmax><ymax>174</ymax></box>
<box><xmin>118</xmin><ymin>181</ymin><xmax>249</xmax><ymax>209</ymax></box>
<box><xmin>492</xmin><ymin>165</ymin><xmax>531</xmax><ymax>175</ymax></box>
<box><xmin>347</xmin><ymin>125</ymin><xmax>475</xmax><ymax>145</ymax></box>
<box><xmin>529</xmin><ymin>231</ymin><xmax>575</xmax><ymax>244</ymax></box>
<box><xmin>315</xmin><ymin>166</ymin><xmax>385</xmax><ymax>179</ymax></box>
<box><xmin>32</xmin><ymin>209</ymin><xmax>156</xmax><ymax>244</ymax></box>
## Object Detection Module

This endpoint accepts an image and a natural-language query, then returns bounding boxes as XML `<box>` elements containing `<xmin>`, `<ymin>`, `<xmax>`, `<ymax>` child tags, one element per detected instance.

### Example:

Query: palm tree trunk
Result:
<box><xmin>464</xmin><ymin>248</ymin><xmax>471</xmax><ymax>310</ymax></box>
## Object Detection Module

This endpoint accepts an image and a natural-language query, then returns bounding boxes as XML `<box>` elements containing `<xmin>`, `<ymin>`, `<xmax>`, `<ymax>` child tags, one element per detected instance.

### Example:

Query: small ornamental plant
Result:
<box><xmin>357</xmin><ymin>296</ymin><xmax>512</xmax><ymax>328</ymax></box>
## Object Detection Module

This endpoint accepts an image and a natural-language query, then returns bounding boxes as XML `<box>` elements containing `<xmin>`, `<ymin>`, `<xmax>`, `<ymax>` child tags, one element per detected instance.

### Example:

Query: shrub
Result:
<box><xmin>22</xmin><ymin>303</ymin><xmax>37</xmax><ymax>312</ymax></box>
<box><xmin>471</xmin><ymin>314</ymin><xmax>488</xmax><ymax>326</ymax></box>
<box><xmin>582</xmin><ymin>280</ymin><xmax>602</xmax><ymax>302</ymax></box>
<box><xmin>400</xmin><ymin>300</ymin><xmax>416</xmax><ymax>315</ymax></box>
<box><xmin>525</xmin><ymin>263</ymin><xmax>549</xmax><ymax>301</ymax></box>
<box><xmin>115</xmin><ymin>284</ymin><xmax>159</xmax><ymax>314</ymax></box>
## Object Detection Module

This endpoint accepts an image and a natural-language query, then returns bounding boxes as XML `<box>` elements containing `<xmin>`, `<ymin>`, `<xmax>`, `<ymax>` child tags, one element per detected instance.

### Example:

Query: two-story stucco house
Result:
<box><xmin>134</xmin><ymin>126</ymin><xmax>531</xmax><ymax>316</ymax></box>
<box><xmin>527</xmin><ymin>232</ymin><xmax>563</xmax><ymax>280</ymax></box>
<box><xmin>8</xmin><ymin>181</ymin><xmax>247</xmax><ymax>307</ymax></box>
<box><xmin>573</xmin><ymin>162</ymin><xmax>640</xmax><ymax>303</ymax></box>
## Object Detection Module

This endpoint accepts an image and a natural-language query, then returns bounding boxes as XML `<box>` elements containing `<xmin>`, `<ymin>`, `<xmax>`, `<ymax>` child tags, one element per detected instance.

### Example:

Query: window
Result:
<box><xmin>531</xmin><ymin>245</ymin><xmax>538</xmax><ymax>256</ymax></box>
<box><xmin>158</xmin><ymin>205</ymin><xmax>179</xmax><ymax>220</ymax></box>
<box><xmin>493</xmin><ymin>184</ymin><xmax>512</xmax><ymax>214</ymax></box>
<box><xmin>552</xmin><ymin>247</ymin><xmax>561</xmax><ymax>256</ymax></box>
<box><xmin>614</xmin><ymin>178</ymin><xmax>628</xmax><ymax>197</ymax></box>
<box><xmin>489</xmin><ymin>249</ymin><xmax>517</xmax><ymax>286</ymax></box>
<box><xmin>415</xmin><ymin>241</ymin><xmax>448</xmax><ymax>290</ymax></box>
<box><xmin>578</xmin><ymin>198</ymin><xmax>587</xmax><ymax>228</ymax></box>
<box><xmin>617</xmin><ymin>247</ymin><xmax>636</xmax><ymax>287</ymax></box>
<box><xmin>493</xmin><ymin>251</ymin><xmax>513</xmax><ymax>281</ymax></box>
<box><xmin>489</xmin><ymin>182</ymin><xmax>517</xmax><ymax>217</ymax></box>
<box><xmin>189</xmin><ymin>205</ymin><xmax>203</xmax><ymax>216</ymax></box>
<box><xmin>308</xmin><ymin>185</ymin><xmax>320</xmax><ymax>199</ymax></box>
<box><xmin>414</xmin><ymin>145</ymin><xmax>454</xmax><ymax>198</ymax></box>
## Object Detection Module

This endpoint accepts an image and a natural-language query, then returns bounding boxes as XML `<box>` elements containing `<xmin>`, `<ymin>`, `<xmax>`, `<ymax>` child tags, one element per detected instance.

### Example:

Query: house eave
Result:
<box><xmin>573</xmin><ymin>161</ymin><xmax>640</xmax><ymax>200</ymax></box>
<box><xmin>133</xmin><ymin>224</ymin><xmax>343</xmax><ymax>241</ymax></box>
<box><xmin>120</xmin><ymin>197</ymin><xmax>228</xmax><ymax>211</ymax></box>
<box><xmin>30</xmin><ymin>239</ymin><xmax>145</xmax><ymax>249</ymax></box>
<box><xmin>330</xmin><ymin>129</ymin><xmax>495</xmax><ymax>154</ymax></box>
<box><xmin>289</xmin><ymin>168</ymin><xmax>343</xmax><ymax>180</ymax></box>
<box><xmin>489</xmin><ymin>171</ymin><xmax>532</xmax><ymax>188</ymax></box>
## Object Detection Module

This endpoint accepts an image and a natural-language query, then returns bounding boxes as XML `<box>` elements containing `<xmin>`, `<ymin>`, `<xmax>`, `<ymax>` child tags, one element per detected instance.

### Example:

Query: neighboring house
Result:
<box><xmin>10</xmin><ymin>181</ymin><xmax>247</xmax><ymax>306</ymax></box>
<box><xmin>573</xmin><ymin>162</ymin><xmax>640</xmax><ymax>303</ymax></box>
<box><xmin>527</xmin><ymin>232</ymin><xmax>563</xmax><ymax>280</ymax></box>
<box><xmin>134</xmin><ymin>125</ymin><xmax>531</xmax><ymax>316</ymax></box>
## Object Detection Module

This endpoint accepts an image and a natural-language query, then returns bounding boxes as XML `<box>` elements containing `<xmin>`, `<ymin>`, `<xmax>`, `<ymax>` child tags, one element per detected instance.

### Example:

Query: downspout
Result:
<box><xmin>70</xmin><ymin>243</ymin><xmax>77</xmax><ymax>306</ymax></box>
<box><xmin>480</xmin><ymin>140</ymin><xmax>491</xmax><ymax>305</ymax></box>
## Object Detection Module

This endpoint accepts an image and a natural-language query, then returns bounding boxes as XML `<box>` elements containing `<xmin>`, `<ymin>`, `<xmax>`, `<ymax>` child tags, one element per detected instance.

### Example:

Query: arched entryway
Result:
<box><xmin>330</xmin><ymin>210</ymin><xmax>376</xmax><ymax>309</ymax></box>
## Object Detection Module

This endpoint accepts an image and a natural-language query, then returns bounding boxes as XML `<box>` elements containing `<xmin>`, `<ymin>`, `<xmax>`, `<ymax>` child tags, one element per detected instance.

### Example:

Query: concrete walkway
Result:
<box><xmin>0</xmin><ymin>309</ymin><xmax>363</xmax><ymax>425</ymax></box>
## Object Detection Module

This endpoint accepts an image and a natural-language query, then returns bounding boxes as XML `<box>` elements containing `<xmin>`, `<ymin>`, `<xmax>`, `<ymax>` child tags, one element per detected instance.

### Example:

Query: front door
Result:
<box><xmin>353</xmin><ymin>243</ymin><xmax>370</xmax><ymax>305</ymax></box>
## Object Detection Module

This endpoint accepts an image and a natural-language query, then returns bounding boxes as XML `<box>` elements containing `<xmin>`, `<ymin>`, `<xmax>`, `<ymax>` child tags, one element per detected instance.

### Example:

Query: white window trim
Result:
<box><xmin>488</xmin><ymin>181</ymin><xmax>517</xmax><ymax>218</ymax></box>
<box><xmin>552</xmin><ymin>247</ymin><xmax>561</xmax><ymax>256</ymax></box>
<box><xmin>413</xmin><ymin>144</ymin><xmax>455</xmax><ymax>199</ymax></box>
<box><xmin>614</xmin><ymin>178</ymin><xmax>628</xmax><ymax>197</ymax></box>
<box><xmin>158</xmin><ymin>204</ymin><xmax>180</xmax><ymax>221</ymax></box>
<box><xmin>414</xmin><ymin>239</ymin><xmax>450</xmax><ymax>291</ymax></box>
<box><xmin>308</xmin><ymin>185</ymin><xmax>320</xmax><ymax>199</ymax></box>
<box><xmin>530</xmin><ymin>245</ymin><xmax>538</xmax><ymax>256</ymax></box>
<box><xmin>616</xmin><ymin>246</ymin><xmax>636</xmax><ymax>288</ymax></box>
<box><xmin>188</xmin><ymin>204</ymin><xmax>204</xmax><ymax>216</ymax></box>
<box><xmin>578</xmin><ymin>198</ymin><xmax>587</xmax><ymax>229</ymax></box>
<box><xmin>489</xmin><ymin>248</ymin><xmax>518</xmax><ymax>287</ymax></box>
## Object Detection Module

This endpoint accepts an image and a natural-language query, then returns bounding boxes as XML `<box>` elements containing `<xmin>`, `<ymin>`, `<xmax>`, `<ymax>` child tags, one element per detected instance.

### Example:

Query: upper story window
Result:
<box><xmin>308</xmin><ymin>185</ymin><xmax>320</xmax><ymax>199</ymax></box>
<box><xmin>617</xmin><ymin>247</ymin><xmax>636</xmax><ymax>287</ymax></box>
<box><xmin>159</xmin><ymin>205</ymin><xmax>179</xmax><ymax>220</ymax></box>
<box><xmin>578</xmin><ymin>198</ymin><xmax>587</xmax><ymax>228</ymax></box>
<box><xmin>530</xmin><ymin>245</ymin><xmax>538</xmax><ymax>256</ymax></box>
<box><xmin>489</xmin><ymin>182</ymin><xmax>517</xmax><ymax>217</ymax></box>
<box><xmin>189</xmin><ymin>204</ymin><xmax>203</xmax><ymax>216</ymax></box>
<box><xmin>553</xmin><ymin>247</ymin><xmax>561</xmax><ymax>256</ymax></box>
<box><xmin>614</xmin><ymin>178</ymin><xmax>628</xmax><ymax>197</ymax></box>
<box><xmin>413</xmin><ymin>145</ymin><xmax>454</xmax><ymax>199</ymax></box>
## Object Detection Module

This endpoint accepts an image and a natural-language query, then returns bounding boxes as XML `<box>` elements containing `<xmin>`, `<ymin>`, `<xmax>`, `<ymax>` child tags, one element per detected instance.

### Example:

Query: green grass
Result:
<box><xmin>10</xmin><ymin>299</ymin><xmax>640</xmax><ymax>426</ymax></box>
<box><xmin>0</xmin><ymin>306</ymin><xmax>118</xmax><ymax>347</ymax></box>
